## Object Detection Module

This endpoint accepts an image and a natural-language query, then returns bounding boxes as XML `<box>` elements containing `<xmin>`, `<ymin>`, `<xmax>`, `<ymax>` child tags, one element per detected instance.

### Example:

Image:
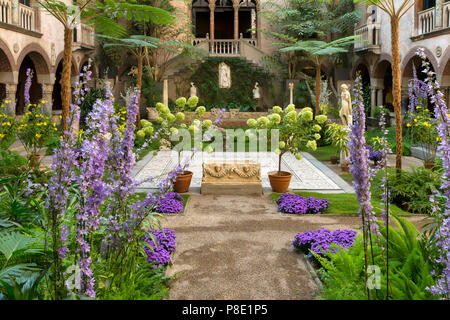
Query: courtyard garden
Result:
<box><xmin>0</xmin><ymin>0</ymin><xmax>449</xmax><ymax>305</ymax></box>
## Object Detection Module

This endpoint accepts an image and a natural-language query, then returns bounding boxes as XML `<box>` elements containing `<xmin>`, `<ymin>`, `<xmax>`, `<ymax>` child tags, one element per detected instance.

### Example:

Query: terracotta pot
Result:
<box><xmin>341</xmin><ymin>163</ymin><xmax>349</xmax><ymax>173</ymax></box>
<box><xmin>268</xmin><ymin>171</ymin><xmax>292</xmax><ymax>193</ymax></box>
<box><xmin>330</xmin><ymin>156</ymin><xmax>339</xmax><ymax>164</ymax></box>
<box><xmin>173</xmin><ymin>170</ymin><xmax>193</xmax><ymax>193</ymax></box>
<box><xmin>424</xmin><ymin>161</ymin><xmax>437</xmax><ymax>169</ymax></box>
<box><xmin>28</xmin><ymin>155</ymin><xmax>41</xmax><ymax>169</ymax></box>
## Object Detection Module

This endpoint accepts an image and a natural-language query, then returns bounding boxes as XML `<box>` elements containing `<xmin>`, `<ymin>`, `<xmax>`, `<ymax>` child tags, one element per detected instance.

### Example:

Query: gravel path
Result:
<box><xmin>164</xmin><ymin>194</ymin><xmax>364</xmax><ymax>300</ymax></box>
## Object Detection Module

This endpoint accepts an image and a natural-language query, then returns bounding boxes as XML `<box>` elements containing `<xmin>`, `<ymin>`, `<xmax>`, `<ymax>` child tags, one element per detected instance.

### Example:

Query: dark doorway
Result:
<box><xmin>215</xmin><ymin>11</ymin><xmax>234</xmax><ymax>39</ymax></box>
<box><xmin>16</xmin><ymin>56</ymin><xmax>41</xmax><ymax>115</ymax></box>
<box><xmin>52</xmin><ymin>62</ymin><xmax>62</xmax><ymax>110</ymax></box>
<box><xmin>238</xmin><ymin>10</ymin><xmax>251</xmax><ymax>38</ymax></box>
<box><xmin>195</xmin><ymin>11</ymin><xmax>210</xmax><ymax>38</ymax></box>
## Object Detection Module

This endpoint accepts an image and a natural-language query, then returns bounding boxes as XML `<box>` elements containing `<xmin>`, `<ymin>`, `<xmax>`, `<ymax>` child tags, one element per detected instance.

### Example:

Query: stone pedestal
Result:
<box><xmin>201</xmin><ymin>160</ymin><xmax>262</xmax><ymax>195</ymax></box>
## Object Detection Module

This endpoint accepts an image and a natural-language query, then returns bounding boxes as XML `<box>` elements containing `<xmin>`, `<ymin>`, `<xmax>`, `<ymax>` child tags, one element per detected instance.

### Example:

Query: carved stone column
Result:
<box><xmin>11</xmin><ymin>0</ymin><xmax>19</xmax><ymax>26</ymax></box>
<box><xmin>256</xmin><ymin>0</ymin><xmax>261</xmax><ymax>48</ymax></box>
<box><xmin>233</xmin><ymin>0</ymin><xmax>239</xmax><ymax>40</ymax></box>
<box><xmin>5</xmin><ymin>84</ymin><xmax>17</xmax><ymax>115</ymax></box>
<box><xmin>41</xmin><ymin>83</ymin><xmax>53</xmax><ymax>114</ymax></box>
<box><xmin>209</xmin><ymin>1</ymin><xmax>216</xmax><ymax>41</ymax></box>
<box><xmin>377</xmin><ymin>87</ymin><xmax>384</xmax><ymax>108</ymax></box>
<box><xmin>163</xmin><ymin>78</ymin><xmax>169</xmax><ymax>107</ymax></box>
<box><xmin>370</xmin><ymin>87</ymin><xmax>377</xmax><ymax>117</ymax></box>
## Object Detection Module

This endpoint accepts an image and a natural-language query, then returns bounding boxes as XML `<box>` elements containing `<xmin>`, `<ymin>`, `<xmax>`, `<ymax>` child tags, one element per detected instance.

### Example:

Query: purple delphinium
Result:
<box><xmin>143</xmin><ymin>228</ymin><xmax>176</xmax><ymax>268</ymax></box>
<box><xmin>24</xmin><ymin>68</ymin><xmax>32</xmax><ymax>108</ymax></box>
<box><xmin>376</xmin><ymin>106</ymin><xmax>392</xmax><ymax>224</ymax></box>
<box><xmin>348</xmin><ymin>75</ymin><xmax>378</xmax><ymax>234</ymax></box>
<box><xmin>417</xmin><ymin>48</ymin><xmax>450</xmax><ymax>299</ymax></box>
<box><xmin>277</xmin><ymin>193</ymin><xmax>329</xmax><ymax>215</ymax></box>
<box><xmin>75</xmin><ymin>82</ymin><xmax>116</xmax><ymax>298</ymax></box>
<box><xmin>407</xmin><ymin>64</ymin><xmax>428</xmax><ymax>114</ymax></box>
<box><xmin>292</xmin><ymin>228</ymin><xmax>357</xmax><ymax>255</ymax></box>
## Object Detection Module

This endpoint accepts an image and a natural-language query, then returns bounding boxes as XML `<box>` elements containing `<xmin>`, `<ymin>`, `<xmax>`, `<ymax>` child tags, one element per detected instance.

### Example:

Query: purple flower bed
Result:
<box><xmin>155</xmin><ymin>192</ymin><xmax>183</xmax><ymax>214</ymax></box>
<box><xmin>277</xmin><ymin>193</ymin><xmax>330</xmax><ymax>214</ymax></box>
<box><xmin>143</xmin><ymin>227</ymin><xmax>176</xmax><ymax>268</ymax></box>
<box><xmin>292</xmin><ymin>228</ymin><xmax>357</xmax><ymax>255</ymax></box>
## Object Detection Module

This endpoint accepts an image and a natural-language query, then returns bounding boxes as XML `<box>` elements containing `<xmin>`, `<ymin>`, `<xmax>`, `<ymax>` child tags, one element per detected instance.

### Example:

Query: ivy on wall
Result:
<box><xmin>190</xmin><ymin>57</ymin><xmax>271</xmax><ymax>110</ymax></box>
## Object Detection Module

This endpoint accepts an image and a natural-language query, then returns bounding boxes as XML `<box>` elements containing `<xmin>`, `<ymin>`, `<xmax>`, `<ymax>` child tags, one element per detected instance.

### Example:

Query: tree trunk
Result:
<box><xmin>136</xmin><ymin>54</ymin><xmax>143</xmax><ymax>130</ymax></box>
<box><xmin>391</xmin><ymin>17</ymin><xmax>402</xmax><ymax>176</ymax></box>
<box><xmin>61</xmin><ymin>27</ymin><xmax>73</xmax><ymax>134</ymax></box>
<box><xmin>315</xmin><ymin>63</ymin><xmax>321</xmax><ymax>115</ymax></box>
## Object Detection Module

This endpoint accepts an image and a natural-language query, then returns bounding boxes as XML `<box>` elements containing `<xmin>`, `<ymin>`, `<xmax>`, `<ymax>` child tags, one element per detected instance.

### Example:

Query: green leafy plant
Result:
<box><xmin>17</xmin><ymin>102</ymin><xmax>57</xmax><ymax>160</ymax></box>
<box><xmin>315</xmin><ymin>215</ymin><xmax>437</xmax><ymax>300</ymax></box>
<box><xmin>247</xmin><ymin>105</ymin><xmax>327</xmax><ymax>174</ymax></box>
<box><xmin>389</xmin><ymin>167</ymin><xmax>442</xmax><ymax>214</ymax></box>
<box><xmin>0</xmin><ymin>99</ymin><xmax>17</xmax><ymax>151</ymax></box>
<box><xmin>325</xmin><ymin>123</ymin><xmax>349</xmax><ymax>160</ymax></box>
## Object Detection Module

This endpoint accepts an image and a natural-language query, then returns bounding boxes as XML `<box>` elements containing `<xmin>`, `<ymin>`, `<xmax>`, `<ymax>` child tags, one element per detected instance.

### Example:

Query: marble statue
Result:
<box><xmin>339</xmin><ymin>84</ymin><xmax>352</xmax><ymax>127</ymax></box>
<box><xmin>219</xmin><ymin>62</ymin><xmax>231</xmax><ymax>88</ymax></box>
<box><xmin>288</xmin><ymin>82</ymin><xmax>294</xmax><ymax>105</ymax></box>
<box><xmin>190</xmin><ymin>82</ymin><xmax>197</xmax><ymax>98</ymax></box>
<box><xmin>253</xmin><ymin>82</ymin><xmax>260</xmax><ymax>99</ymax></box>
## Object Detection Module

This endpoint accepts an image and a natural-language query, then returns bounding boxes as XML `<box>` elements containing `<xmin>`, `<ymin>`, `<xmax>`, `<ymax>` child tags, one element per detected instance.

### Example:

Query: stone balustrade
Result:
<box><xmin>418</xmin><ymin>7</ymin><xmax>436</xmax><ymax>35</ymax></box>
<box><xmin>354</xmin><ymin>22</ymin><xmax>380</xmax><ymax>53</ymax></box>
<box><xmin>0</xmin><ymin>0</ymin><xmax>39</xmax><ymax>33</ymax></box>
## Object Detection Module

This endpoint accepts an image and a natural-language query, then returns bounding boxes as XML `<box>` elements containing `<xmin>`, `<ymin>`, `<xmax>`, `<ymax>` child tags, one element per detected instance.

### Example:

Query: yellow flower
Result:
<box><xmin>54</xmin><ymin>127</ymin><xmax>57</xmax><ymax>131</ymax></box>
<box><xmin>6</xmin><ymin>122</ymin><xmax>10</xmax><ymax>126</ymax></box>
<box><xmin>35</xmin><ymin>133</ymin><xmax>42</xmax><ymax>138</ymax></box>
<box><xmin>406</xmin><ymin>123</ymin><xmax>411</xmax><ymax>127</ymax></box>
<box><xmin>436</xmin><ymin>137</ymin><xmax>440</xmax><ymax>142</ymax></box>
<box><xmin>43</xmin><ymin>122</ymin><xmax>47</xmax><ymax>126</ymax></box>
<box><xmin>0</xmin><ymin>133</ymin><xmax>5</xmax><ymax>139</ymax></box>
<box><xmin>414</xmin><ymin>118</ymin><xmax>417</xmax><ymax>122</ymax></box>
<box><xmin>121</xmin><ymin>117</ymin><xmax>125</xmax><ymax>121</ymax></box>
<box><xmin>416</xmin><ymin>106</ymin><xmax>421</xmax><ymax>109</ymax></box>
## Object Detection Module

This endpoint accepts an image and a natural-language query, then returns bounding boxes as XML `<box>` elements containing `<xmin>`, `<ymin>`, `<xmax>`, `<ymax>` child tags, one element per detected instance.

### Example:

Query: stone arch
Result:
<box><xmin>351</xmin><ymin>57</ymin><xmax>371</xmax><ymax>80</ymax></box>
<box><xmin>0</xmin><ymin>39</ymin><xmax>15</xmax><ymax>83</ymax></box>
<box><xmin>438</xmin><ymin>45</ymin><xmax>450</xmax><ymax>79</ymax></box>
<box><xmin>372</xmin><ymin>53</ymin><xmax>392</xmax><ymax>78</ymax></box>
<box><xmin>54</xmin><ymin>51</ymin><xmax>78</xmax><ymax>76</ymax></box>
<box><xmin>16</xmin><ymin>43</ymin><xmax>52</xmax><ymax>83</ymax></box>
<box><xmin>401</xmin><ymin>46</ymin><xmax>438</xmax><ymax>78</ymax></box>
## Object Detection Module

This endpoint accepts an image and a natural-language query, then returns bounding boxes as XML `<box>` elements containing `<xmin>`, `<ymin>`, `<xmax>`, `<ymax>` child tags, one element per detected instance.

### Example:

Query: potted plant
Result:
<box><xmin>247</xmin><ymin>104</ymin><xmax>327</xmax><ymax>192</ymax></box>
<box><xmin>17</xmin><ymin>100</ymin><xmax>57</xmax><ymax>168</ymax></box>
<box><xmin>405</xmin><ymin>105</ymin><xmax>439</xmax><ymax>169</ymax></box>
<box><xmin>140</xmin><ymin>95</ymin><xmax>220</xmax><ymax>193</ymax></box>
<box><xmin>325</xmin><ymin>123</ymin><xmax>350</xmax><ymax>171</ymax></box>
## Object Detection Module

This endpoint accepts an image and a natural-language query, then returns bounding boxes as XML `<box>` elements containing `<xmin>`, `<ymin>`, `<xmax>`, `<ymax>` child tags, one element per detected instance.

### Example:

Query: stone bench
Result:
<box><xmin>201</xmin><ymin>160</ymin><xmax>262</xmax><ymax>195</ymax></box>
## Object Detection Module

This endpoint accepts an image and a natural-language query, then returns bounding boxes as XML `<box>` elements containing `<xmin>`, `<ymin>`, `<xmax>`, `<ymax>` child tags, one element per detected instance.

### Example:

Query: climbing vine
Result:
<box><xmin>190</xmin><ymin>57</ymin><xmax>271</xmax><ymax>110</ymax></box>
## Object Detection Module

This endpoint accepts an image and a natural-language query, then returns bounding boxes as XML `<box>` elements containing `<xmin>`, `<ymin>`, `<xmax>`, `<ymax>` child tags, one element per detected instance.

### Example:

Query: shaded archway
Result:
<box><xmin>354</xmin><ymin>63</ymin><xmax>371</xmax><ymax>115</ymax></box>
<box><xmin>15</xmin><ymin>55</ymin><xmax>42</xmax><ymax>115</ymax></box>
<box><xmin>52</xmin><ymin>56</ymin><xmax>77</xmax><ymax>110</ymax></box>
<box><xmin>439</xmin><ymin>50</ymin><xmax>450</xmax><ymax>107</ymax></box>
<box><xmin>373</xmin><ymin>59</ymin><xmax>393</xmax><ymax>111</ymax></box>
<box><xmin>0</xmin><ymin>40</ymin><xmax>15</xmax><ymax>101</ymax></box>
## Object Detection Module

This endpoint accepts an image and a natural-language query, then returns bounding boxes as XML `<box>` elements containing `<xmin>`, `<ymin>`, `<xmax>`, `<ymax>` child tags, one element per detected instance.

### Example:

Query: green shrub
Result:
<box><xmin>80</xmin><ymin>88</ymin><xmax>106</xmax><ymax>128</ymax></box>
<box><xmin>0</xmin><ymin>151</ymin><xmax>27</xmax><ymax>175</ymax></box>
<box><xmin>315</xmin><ymin>215</ymin><xmax>437</xmax><ymax>300</ymax></box>
<box><xmin>390</xmin><ymin>167</ymin><xmax>442</xmax><ymax>214</ymax></box>
<box><xmin>366</xmin><ymin>126</ymin><xmax>411</xmax><ymax>156</ymax></box>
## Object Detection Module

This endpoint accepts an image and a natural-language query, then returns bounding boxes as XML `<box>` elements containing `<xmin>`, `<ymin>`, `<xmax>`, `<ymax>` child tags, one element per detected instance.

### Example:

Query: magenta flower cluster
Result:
<box><xmin>292</xmin><ymin>228</ymin><xmax>358</xmax><ymax>255</ymax></box>
<box><xmin>277</xmin><ymin>193</ymin><xmax>330</xmax><ymax>215</ymax></box>
<box><xmin>143</xmin><ymin>228</ymin><xmax>176</xmax><ymax>268</ymax></box>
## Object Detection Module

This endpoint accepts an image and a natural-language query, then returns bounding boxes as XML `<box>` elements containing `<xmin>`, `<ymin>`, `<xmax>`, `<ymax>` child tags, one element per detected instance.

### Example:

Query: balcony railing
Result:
<box><xmin>0</xmin><ymin>0</ymin><xmax>39</xmax><ymax>33</ymax></box>
<box><xmin>444</xmin><ymin>2</ymin><xmax>450</xmax><ymax>29</ymax></box>
<box><xmin>73</xmin><ymin>24</ymin><xmax>95</xmax><ymax>49</ymax></box>
<box><xmin>192</xmin><ymin>38</ymin><xmax>257</xmax><ymax>56</ymax></box>
<box><xmin>354</xmin><ymin>23</ymin><xmax>380</xmax><ymax>52</ymax></box>
<box><xmin>19</xmin><ymin>3</ymin><xmax>34</xmax><ymax>31</ymax></box>
<box><xmin>418</xmin><ymin>7</ymin><xmax>435</xmax><ymax>35</ymax></box>
<box><xmin>0</xmin><ymin>0</ymin><xmax>11</xmax><ymax>24</ymax></box>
